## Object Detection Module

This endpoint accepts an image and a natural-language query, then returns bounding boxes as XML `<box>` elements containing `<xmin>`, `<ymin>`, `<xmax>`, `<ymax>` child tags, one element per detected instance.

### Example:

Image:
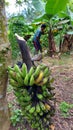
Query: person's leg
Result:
<box><xmin>33</xmin><ymin>41</ymin><xmax>39</xmax><ymax>54</ymax></box>
<box><xmin>36</xmin><ymin>41</ymin><xmax>42</xmax><ymax>53</ymax></box>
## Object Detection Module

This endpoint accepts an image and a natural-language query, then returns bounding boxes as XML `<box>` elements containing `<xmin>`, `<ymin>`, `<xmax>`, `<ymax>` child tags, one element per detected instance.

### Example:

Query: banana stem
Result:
<box><xmin>15</xmin><ymin>33</ymin><xmax>33</xmax><ymax>71</ymax></box>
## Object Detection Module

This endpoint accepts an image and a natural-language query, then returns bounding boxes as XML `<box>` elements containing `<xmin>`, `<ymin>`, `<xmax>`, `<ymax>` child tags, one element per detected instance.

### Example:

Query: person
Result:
<box><xmin>33</xmin><ymin>24</ymin><xmax>46</xmax><ymax>54</ymax></box>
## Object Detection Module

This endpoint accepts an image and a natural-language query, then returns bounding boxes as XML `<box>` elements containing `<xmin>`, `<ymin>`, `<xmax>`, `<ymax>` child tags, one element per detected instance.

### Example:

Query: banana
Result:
<box><xmin>9</xmin><ymin>79</ymin><xmax>18</xmax><ymax>87</ymax></box>
<box><xmin>26</xmin><ymin>113</ymin><xmax>33</xmax><ymax>120</ymax></box>
<box><xmin>39</xmin><ymin>111</ymin><xmax>43</xmax><ymax>116</ymax></box>
<box><xmin>16</xmin><ymin>73</ymin><xmax>24</xmax><ymax>86</ymax></box>
<box><xmin>24</xmin><ymin>74</ymin><xmax>29</xmax><ymax>86</ymax></box>
<box><xmin>37</xmin><ymin>94</ymin><xmax>43</xmax><ymax>100</ymax></box>
<box><xmin>42</xmin><ymin>91</ymin><xmax>48</xmax><ymax>97</ymax></box>
<box><xmin>35</xmin><ymin>71</ymin><xmax>44</xmax><ymax>84</ymax></box>
<box><xmin>34</xmin><ymin>66</ymin><xmax>40</xmax><ymax>79</ymax></box>
<box><xmin>9</xmin><ymin>70</ymin><xmax>17</xmax><ymax>80</ymax></box>
<box><xmin>36</xmin><ymin>103</ymin><xmax>41</xmax><ymax>113</ymax></box>
<box><xmin>50</xmin><ymin>78</ymin><xmax>54</xmax><ymax>83</ymax></box>
<box><xmin>29</xmin><ymin>75</ymin><xmax>34</xmax><ymax>86</ymax></box>
<box><xmin>21</xmin><ymin>63</ymin><xmax>27</xmax><ymax>78</ymax></box>
<box><xmin>45</xmin><ymin>103</ymin><xmax>51</xmax><ymax>111</ymax></box>
<box><xmin>39</xmin><ymin>102</ymin><xmax>46</xmax><ymax>111</ymax></box>
<box><xmin>43</xmin><ymin>67</ymin><xmax>50</xmax><ymax>77</ymax></box>
<box><xmin>8</xmin><ymin>66</ymin><xmax>14</xmax><ymax>71</ymax></box>
<box><xmin>39</xmin><ymin>64</ymin><xmax>47</xmax><ymax>70</ymax></box>
<box><xmin>28</xmin><ymin>67</ymin><xmax>34</xmax><ymax>78</ymax></box>
<box><xmin>24</xmin><ymin>96</ymin><xmax>31</xmax><ymax>101</ymax></box>
<box><xmin>38</xmin><ymin>77</ymin><xmax>48</xmax><ymax>86</ymax></box>
<box><xmin>42</xmin><ymin>85</ymin><xmax>46</xmax><ymax>91</ymax></box>
<box><xmin>22</xmin><ymin>89</ymin><xmax>28</xmax><ymax>96</ymax></box>
<box><xmin>14</xmin><ymin>64</ymin><xmax>23</xmax><ymax>77</ymax></box>
<box><xmin>29</xmin><ymin>106</ymin><xmax>35</xmax><ymax>114</ymax></box>
<box><xmin>34</xmin><ymin>111</ymin><xmax>37</xmax><ymax>116</ymax></box>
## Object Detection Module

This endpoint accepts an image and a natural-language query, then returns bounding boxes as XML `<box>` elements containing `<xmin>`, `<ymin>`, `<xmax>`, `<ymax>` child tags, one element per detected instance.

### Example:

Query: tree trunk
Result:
<box><xmin>61</xmin><ymin>34</ymin><xmax>72</xmax><ymax>52</ymax></box>
<box><xmin>15</xmin><ymin>34</ymin><xmax>33</xmax><ymax>70</ymax></box>
<box><xmin>0</xmin><ymin>0</ymin><xmax>11</xmax><ymax>130</ymax></box>
<box><xmin>48</xmin><ymin>28</ymin><xmax>56</xmax><ymax>56</ymax></box>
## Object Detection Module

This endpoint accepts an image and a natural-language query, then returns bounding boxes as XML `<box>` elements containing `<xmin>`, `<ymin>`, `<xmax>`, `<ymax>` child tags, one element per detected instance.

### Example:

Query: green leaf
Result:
<box><xmin>45</xmin><ymin>0</ymin><xmax>69</xmax><ymax>17</ymax></box>
<box><xmin>32</xmin><ymin>0</ymin><xmax>45</xmax><ymax>17</ymax></box>
<box><xmin>68</xmin><ymin>7</ymin><xmax>73</xmax><ymax>23</ymax></box>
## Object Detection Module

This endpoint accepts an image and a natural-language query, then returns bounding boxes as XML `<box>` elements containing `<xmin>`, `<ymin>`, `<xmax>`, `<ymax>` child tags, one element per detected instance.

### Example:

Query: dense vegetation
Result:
<box><xmin>7</xmin><ymin>0</ymin><xmax>73</xmax><ymax>59</ymax></box>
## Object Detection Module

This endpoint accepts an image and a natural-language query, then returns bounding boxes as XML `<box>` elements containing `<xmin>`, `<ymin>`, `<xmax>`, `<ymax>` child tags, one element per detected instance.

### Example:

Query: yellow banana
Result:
<box><xmin>35</xmin><ymin>71</ymin><xmax>44</xmax><ymax>84</ymax></box>
<box><xmin>45</xmin><ymin>103</ymin><xmax>51</xmax><ymax>110</ymax></box>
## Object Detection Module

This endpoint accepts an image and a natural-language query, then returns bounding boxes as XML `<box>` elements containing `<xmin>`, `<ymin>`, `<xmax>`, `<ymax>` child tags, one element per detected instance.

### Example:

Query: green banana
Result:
<box><xmin>24</xmin><ymin>96</ymin><xmax>31</xmax><ymax>101</ymax></box>
<box><xmin>39</xmin><ymin>111</ymin><xmax>43</xmax><ymax>116</ymax></box>
<box><xmin>43</xmin><ymin>91</ymin><xmax>48</xmax><ymax>97</ymax></box>
<box><xmin>34</xmin><ymin>65</ymin><xmax>40</xmax><ymax>79</ymax></box>
<box><xmin>39</xmin><ymin>64</ymin><xmax>47</xmax><ymax>70</ymax></box>
<box><xmin>28</xmin><ymin>67</ymin><xmax>34</xmax><ymax>78</ymax></box>
<box><xmin>36</xmin><ymin>103</ymin><xmax>41</xmax><ymax>113</ymax></box>
<box><xmin>42</xmin><ymin>85</ymin><xmax>46</xmax><ymax>91</ymax></box>
<box><xmin>29</xmin><ymin>75</ymin><xmax>34</xmax><ymax>86</ymax></box>
<box><xmin>16</xmin><ymin>73</ymin><xmax>24</xmax><ymax>86</ymax></box>
<box><xmin>24</xmin><ymin>74</ymin><xmax>29</xmax><ymax>86</ymax></box>
<box><xmin>39</xmin><ymin>102</ymin><xmax>46</xmax><ymax>111</ymax></box>
<box><xmin>9</xmin><ymin>70</ymin><xmax>17</xmax><ymax>80</ymax></box>
<box><xmin>32</xmin><ymin>122</ymin><xmax>39</xmax><ymax>128</ymax></box>
<box><xmin>43</xmin><ymin>67</ymin><xmax>50</xmax><ymax>77</ymax></box>
<box><xmin>37</xmin><ymin>94</ymin><xmax>43</xmax><ymax>100</ymax></box>
<box><xmin>22</xmin><ymin>89</ymin><xmax>28</xmax><ymax>95</ymax></box>
<box><xmin>43</xmin><ymin>77</ymin><xmax>48</xmax><ymax>84</ymax></box>
<box><xmin>8</xmin><ymin>66</ymin><xmax>14</xmax><ymax>71</ymax></box>
<box><xmin>14</xmin><ymin>64</ymin><xmax>23</xmax><ymax>77</ymax></box>
<box><xmin>21</xmin><ymin>63</ymin><xmax>27</xmax><ymax>78</ymax></box>
<box><xmin>26</xmin><ymin>113</ymin><xmax>33</xmax><ymax>120</ymax></box>
<box><xmin>29</xmin><ymin>106</ymin><xmax>35</xmax><ymax>114</ymax></box>
<box><xmin>34</xmin><ymin>111</ymin><xmax>37</xmax><ymax>116</ymax></box>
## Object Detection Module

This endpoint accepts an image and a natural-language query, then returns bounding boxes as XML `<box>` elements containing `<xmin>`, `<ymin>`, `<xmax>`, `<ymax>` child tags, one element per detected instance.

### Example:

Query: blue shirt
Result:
<box><xmin>33</xmin><ymin>28</ymin><xmax>42</xmax><ymax>42</ymax></box>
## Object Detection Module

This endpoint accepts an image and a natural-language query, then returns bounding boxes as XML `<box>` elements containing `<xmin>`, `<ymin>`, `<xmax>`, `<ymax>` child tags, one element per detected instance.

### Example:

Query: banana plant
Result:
<box><xmin>33</xmin><ymin>0</ymin><xmax>69</xmax><ymax>55</ymax></box>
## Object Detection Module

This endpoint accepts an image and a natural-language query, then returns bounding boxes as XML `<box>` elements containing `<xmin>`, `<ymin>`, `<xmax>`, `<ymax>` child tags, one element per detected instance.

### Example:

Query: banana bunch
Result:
<box><xmin>8</xmin><ymin>63</ymin><xmax>55</xmax><ymax>130</ymax></box>
<box><xmin>8</xmin><ymin>63</ymin><xmax>51</xmax><ymax>88</ymax></box>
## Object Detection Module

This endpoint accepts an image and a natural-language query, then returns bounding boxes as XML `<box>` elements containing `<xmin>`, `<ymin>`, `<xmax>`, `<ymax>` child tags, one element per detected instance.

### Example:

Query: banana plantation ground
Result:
<box><xmin>7</xmin><ymin>52</ymin><xmax>73</xmax><ymax>130</ymax></box>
